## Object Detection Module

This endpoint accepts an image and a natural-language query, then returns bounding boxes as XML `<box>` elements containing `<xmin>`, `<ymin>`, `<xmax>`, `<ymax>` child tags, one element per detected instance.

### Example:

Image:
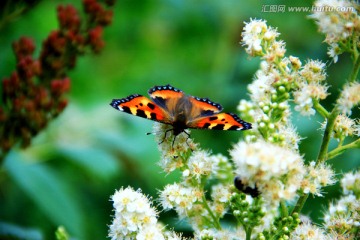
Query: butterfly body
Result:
<box><xmin>110</xmin><ymin>84</ymin><xmax>251</xmax><ymax>136</ymax></box>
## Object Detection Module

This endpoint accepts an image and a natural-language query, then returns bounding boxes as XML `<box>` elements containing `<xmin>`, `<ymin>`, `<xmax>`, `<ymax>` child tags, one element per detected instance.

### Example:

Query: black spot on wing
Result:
<box><xmin>136</xmin><ymin>109</ymin><xmax>147</xmax><ymax>118</ymax></box>
<box><xmin>150</xmin><ymin>112</ymin><xmax>157</xmax><ymax>120</ymax></box>
<box><xmin>122</xmin><ymin>106</ymin><xmax>131</xmax><ymax>114</ymax></box>
<box><xmin>147</xmin><ymin>102</ymin><xmax>156</xmax><ymax>110</ymax></box>
<box><xmin>212</xmin><ymin>124</ymin><xmax>224</xmax><ymax>130</ymax></box>
<box><xmin>228</xmin><ymin>125</ymin><xmax>240</xmax><ymax>130</ymax></box>
<box><xmin>202</xmin><ymin>123</ymin><xmax>211</xmax><ymax>128</ymax></box>
<box><xmin>209</xmin><ymin>116</ymin><xmax>218</xmax><ymax>121</ymax></box>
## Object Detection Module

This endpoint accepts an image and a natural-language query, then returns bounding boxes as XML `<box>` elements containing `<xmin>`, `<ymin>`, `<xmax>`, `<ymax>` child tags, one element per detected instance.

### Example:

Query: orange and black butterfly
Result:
<box><xmin>110</xmin><ymin>84</ymin><xmax>251</xmax><ymax>136</ymax></box>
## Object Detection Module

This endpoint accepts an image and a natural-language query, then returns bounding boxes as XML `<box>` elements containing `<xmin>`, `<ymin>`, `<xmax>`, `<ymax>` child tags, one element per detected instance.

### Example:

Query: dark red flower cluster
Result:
<box><xmin>83</xmin><ymin>0</ymin><xmax>114</xmax><ymax>53</ymax></box>
<box><xmin>0</xmin><ymin>0</ymin><xmax>115</xmax><ymax>154</ymax></box>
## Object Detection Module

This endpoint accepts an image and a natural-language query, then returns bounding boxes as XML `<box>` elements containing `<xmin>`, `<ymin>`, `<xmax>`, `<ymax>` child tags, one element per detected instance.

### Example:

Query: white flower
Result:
<box><xmin>160</xmin><ymin>183</ymin><xmax>202</xmax><ymax>218</ymax></box>
<box><xmin>248</xmin><ymin>67</ymin><xmax>277</xmax><ymax>103</ymax></box>
<box><xmin>301</xmin><ymin>162</ymin><xmax>336</xmax><ymax>196</ymax></box>
<box><xmin>109</xmin><ymin>187</ymin><xmax>163</xmax><ymax>240</ymax></box>
<box><xmin>211</xmin><ymin>184</ymin><xmax>231</xmax><ymax>203</ymax></box>
<box><xmin>195</xmin><ymin>229</ymin><xmax>245</xmax><ymax>240</ymax></box>
<box><xmin>327</xmin><ymin>43</ymin><xmax>341</xmax><ymax>63</ymax></box>
<box><xmin>337</xmin><ymin>82</ymin><xmax>360</xmax><ymax>115</ymax></box>
<box><xmin>300</xmin><ymin>60</ymin><xmax>327</xmax><ymax>83</ymax></box>
<box><xmin>163</xmin><ymin>231</ymin><xmax>185</xmax><ymax>240</ymax></box>
<box><xmin>187</xmin><ymin>150</ymin><xmax>213</xmax><ymax>181</ymax></box>
<box><xmin>341</xmin><ymin>171</ymin><xmax>360</xmax><ymax>195</ymax></box>
<box><xmin>241</xmin><ymin>19</ymin><xmax>268</xmax><ymax>55</ymax></box>
<box><xmin>210</xmin><ymin>154</ymin><xmax>233</xmax><ymax>181</ymax></box>
<box><xmin>293</xmin><ymin>86</ymin><xmax>316</xmax><ymax>116</ymax></box>
<box><xmin>136</xmin><ymin>225</ymin><xmax>165</xmax><ymax>240</ymax></box>
<box><xmin>291</xmin><ymin>221</ymin><xmax>331</xmax><ymax>240</ymax></box>
<box><xmin>289</xmin><ymin>55</ymin><xmax>302</xmax><ymax>69</ymax></box>
<box><xmin>323</xmin><ymin>194</ymin><xmax>360</xmax><ymax>238</ymax></box>
<box><xmin>333</xmin><ymin>114</ymin><xmax>356</xmax><ymax>138</ymax></box>
<box><xmin>154</xmin><ymin>123</ymin><xmax>197</xmax><ymax>162</ymax></box>
<box><xmin>230</xmin><ymin>140</ymin><xmax>305</xmax><ymax>206</ymax></box>
<box><xmin>310</xmin><ymin>0</ymin><xmax>358</xmax><ymax>43</ymax></box>
<box><xmin>278</xmin><ymin>123</ymin><xmax>302</xmax><ymax>151</ymax></box>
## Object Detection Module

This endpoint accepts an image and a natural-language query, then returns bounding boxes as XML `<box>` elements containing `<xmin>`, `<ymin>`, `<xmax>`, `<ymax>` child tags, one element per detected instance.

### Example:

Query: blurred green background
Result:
<box><xmin>0</xmin><ymin>0</ymin><xmax>359</xmax><ymax>239</ymax></box>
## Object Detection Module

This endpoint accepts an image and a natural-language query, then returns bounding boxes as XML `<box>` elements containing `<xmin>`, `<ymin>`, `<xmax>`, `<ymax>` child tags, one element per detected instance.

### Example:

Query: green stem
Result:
<box><xmin>327</xmin><ymin>138</ymin><xmax>360</xmax><ymax>160</ymax></box>
<box><xmin>245</xmin><ymin>228</ymin><xmax>252</xmax><ymax>240</ymax></box>
<box><xmin>280</xmin><ymin>200</ymin><xmax>288</xmax><ymax>218</ymax></box>
<box><xmin>316</xmin><ymin>108</ymin><xmax>340</xmax><ymax>166</ymax></box>
<box><xmin>201</xmin><ymin>195</ymin><xmax>221</xmax><ymax>230</ymax></box>
<box><xmin>292</xmin><ymin>108</ymin><xmax>339</xmax><ymax>214</ymax></box>
<box><xmin>352</xmin><ymin>34</ymin><xmax>359</xmax><ymax>60</ymax></box>
<box><xmin>291</xmin><ymin>194</ymin><xmax>308</xmax><ymax>216</ymax></box>
<box><xmin>338</xmin><ymin>137</ymin><xmax>345</xmax><ymax>147</ymax></box>
<box><xmin>349</xmin><ymin>54</ymin><xmax>360</xmax><ymax>82</ymax></box>
<box><xmin>313</xmin><ymin>100</ymin><xmax>329</xmax><ymax>118</ymax></box>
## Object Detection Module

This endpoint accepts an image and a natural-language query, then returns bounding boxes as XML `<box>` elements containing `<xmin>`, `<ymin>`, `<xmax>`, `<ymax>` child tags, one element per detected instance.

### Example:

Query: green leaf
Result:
<box><xmin>4</xmin><ymin>151</ymin><xmax>85</xmax><ymax>239</ymax></box>
<box><xmin>0</xmin><ymin>221</ymin><xmax>43</xmax><ymax>240</ymax></box>
<box><xmin>57</xmin><ymin>145</ymin><xmax>120</xmax><ymax>181</ymax></box>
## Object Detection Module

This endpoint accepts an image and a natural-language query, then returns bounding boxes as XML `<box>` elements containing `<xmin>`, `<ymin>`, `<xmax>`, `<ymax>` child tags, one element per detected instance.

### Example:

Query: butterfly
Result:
<box><xmin>110</xmin><ymin>84</ymin><xmax>251</xmax><ymax>138</ymax></box>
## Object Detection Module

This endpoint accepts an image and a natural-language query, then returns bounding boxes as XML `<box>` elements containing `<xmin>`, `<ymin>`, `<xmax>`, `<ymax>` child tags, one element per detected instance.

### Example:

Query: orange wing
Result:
<box><xmin>187</xmin><ymin>112</ymin><xmax>252</xmax><ymax>130</ymax></box>
<box><xmin>188</xmin><ymin>95</ymin><xmax>223</xmax><ymax>118</ymax></box>
<box><xmin>110</xmin><ymin>94</ymin><xmax>171</xmax><ymax>123</ymax></box>
<box><xmin>148</xmin><ymin>84</ymin><xmax>184</xmax><ymax>113</ymax></box>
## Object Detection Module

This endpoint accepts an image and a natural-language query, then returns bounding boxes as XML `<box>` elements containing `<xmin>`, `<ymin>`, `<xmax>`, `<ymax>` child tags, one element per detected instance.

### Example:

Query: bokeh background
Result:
<box><xmin>0</xmin><ymin>0</ymin><xmax>359</xmax><ymax>239</ymax></box>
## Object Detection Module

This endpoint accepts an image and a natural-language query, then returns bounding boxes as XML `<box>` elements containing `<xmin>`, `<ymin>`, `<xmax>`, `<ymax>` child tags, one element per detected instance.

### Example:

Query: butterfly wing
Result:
<box><xmin>187</xmin><ymin>112</ymin><xmax>252</xmax><ymax>130</ymax></box>
<box><xmin>188</xmin><ymin>95</ymin><xmax>223</xmax><ymax>118</ymax></box>
<box><xmin>110</xmin><ymin>94</ymin><xmax>172</xmax><ymax>124</ymax></box>
<box><xmin>148</xmin><ymin>84</ymin><xmax>185</xmax><ymax>116</ymax></box>
<box><xmin>148</xmin><ymin>84</ymin><xmax>224</xmax><ymax>120</ymax></box>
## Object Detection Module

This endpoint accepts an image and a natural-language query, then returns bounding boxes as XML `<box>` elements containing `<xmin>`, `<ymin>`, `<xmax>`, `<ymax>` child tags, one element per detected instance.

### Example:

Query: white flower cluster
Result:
<box><xmin>324</xmin><ymin>194</ymin><xmax>360</xmax><ymax>238</ymax></box>
<box><xmin>109</xmin><ymin>187</ymin><xmax>165</xmax><ymax>240</ymax></box>
<box><xmin>310</xmin><ymin>0</ymin><xmax>360</xmax><ymax>62</ymax></box>
<box><xmin>152</xmin><ymin>122</ymin><xmax>241</xmax><ymax>232</ymax></box>
<box><xmin>290</xmin><ymin>221</ymin><xmax>331</xmax><ymax>240</ymax></box>
<box><xmin>185</xmin><ymin>150</ymin><xmax>214</xmax><ymax>182</ymax></box>
<box><xmin>337</xmin><ymin>82</ymin><xmax>360</xmax><ymax>115</ymax></box>
<box><xmin>293</xmin><ymin>60</ymin><xmax>328</xmax><ymax>116</ymax></box>
<box><xmin>230</xmin><ymin>140</ymin><xmax>305</xmax><ymax>206</ymax></box>
<box><xmin>341</xmin><ymin>170</ymin><xmax>360</xmax><ymax>195</ymax></box>
<box><xmin>321</xmin><ymin>114</ymin><xmax>358</xmax><ymax>140</ymax></box>
<box><xmin>240</xmin><ymin>20</ymin><xmax>315</xmax><ymax>151</ymax></box>
<box><xmin>160</xmin><ymin>183</ymin><xmax>203</xmax><ymax>218</ymax></box>
<box><xmin>153</xmin><ymin>123</ymin><xmax>197</xmax><ymax>173</ymax></box>
<box><xmin>194</xmin><ymin>228</ymin><xmax>245</xmax><ymax>240</ymax></box>
<box><xmin>210</xmin><ymin>184</ymin><xmax>231</xmax><ymax>217</ymax></box>
<box><xmin>241</xmin><ymin>19</ymin><xmax>284</xmax><ymax>59</ymax></box>
<box><xmin>322</xmin><ymin>170</ymin><xmax>360</xmax><ymax>239</ymax></box>
<box><xmin>300</xmin><ymin>161</ymin><xmax>336</xmax><ymax>196</ymax></box>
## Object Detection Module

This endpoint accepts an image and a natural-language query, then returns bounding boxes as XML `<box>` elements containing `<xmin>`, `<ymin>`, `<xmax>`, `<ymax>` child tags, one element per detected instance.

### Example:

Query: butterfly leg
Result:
<box><xmin>182</xmin><ymin>130</ymin><xmax>194</xmax><ymax>151</ymax></box>
<box><xmin>159</xmin><ymin>128</ymin><xmax>173</xmax><ymax>144</ymax></box>
<box><xmin>170</xmin><ymin>131</ymin><xmax>191</xmax><ymax>149</ymax></box>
